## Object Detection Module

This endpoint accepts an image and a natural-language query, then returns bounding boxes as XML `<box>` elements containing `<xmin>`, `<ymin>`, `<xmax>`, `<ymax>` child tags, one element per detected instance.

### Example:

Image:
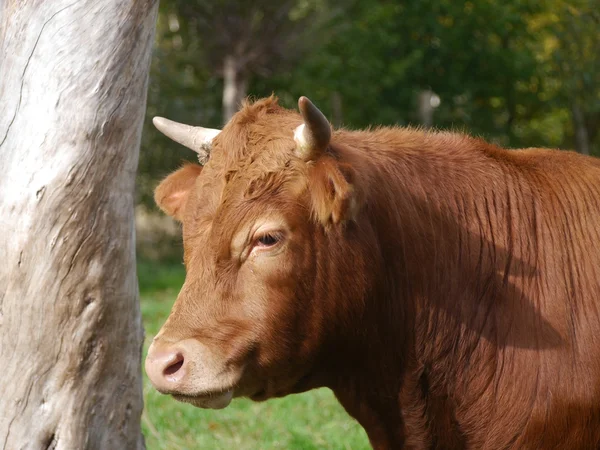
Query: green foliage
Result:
<box><xmin>139</xmin><ymin>261</ymin><xmax>370</xmax><ymax>450</ymax></box>
<box><xmin>538</xmin><ymin>0</ymin><xmax>599</xmax><ymax>153</ymax></box>
<box><xmin>138</xmin><ymin>0</ymin><xmax>598</xmax><ymax>209</ymax></box>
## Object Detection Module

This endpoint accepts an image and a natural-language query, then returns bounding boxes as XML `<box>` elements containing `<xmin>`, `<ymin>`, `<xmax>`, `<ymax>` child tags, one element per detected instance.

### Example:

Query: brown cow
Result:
<box><xmin>145</xmin><ymin>95</ymin><xmax>600</xmax><ymax>449</ymax></box>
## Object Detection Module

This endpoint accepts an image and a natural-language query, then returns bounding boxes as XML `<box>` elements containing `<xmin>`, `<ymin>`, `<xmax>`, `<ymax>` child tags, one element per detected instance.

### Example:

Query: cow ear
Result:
<box><xmin>308</xmin><ymin>158</ymin><xmax>360</xmax><ymax>226</ymax></box>
<box><xmin>154</xmin><ymin>163</ymin><xmax>203</xmax><ymax>221</ymax></box>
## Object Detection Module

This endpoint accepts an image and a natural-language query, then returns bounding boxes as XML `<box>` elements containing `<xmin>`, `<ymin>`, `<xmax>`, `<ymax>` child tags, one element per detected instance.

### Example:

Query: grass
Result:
<box><xmin>138</xmin><ymin>260</ymin><xmax>370</xmax><ymax>450</ymax></box>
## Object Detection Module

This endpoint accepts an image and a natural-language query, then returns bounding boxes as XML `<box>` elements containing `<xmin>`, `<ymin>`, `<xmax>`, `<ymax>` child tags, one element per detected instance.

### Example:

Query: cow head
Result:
<box><xmin>145</xmin><ymin>96</ymin><xmax>367</xmax><ymax>409</ymax></box>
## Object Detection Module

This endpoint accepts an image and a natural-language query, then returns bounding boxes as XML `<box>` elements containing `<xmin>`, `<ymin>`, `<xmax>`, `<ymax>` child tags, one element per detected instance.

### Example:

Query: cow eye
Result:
<box><xmin>256</xmin><ymin>233</ymin><xmax>280</xmax><ymax>247</ymax></box>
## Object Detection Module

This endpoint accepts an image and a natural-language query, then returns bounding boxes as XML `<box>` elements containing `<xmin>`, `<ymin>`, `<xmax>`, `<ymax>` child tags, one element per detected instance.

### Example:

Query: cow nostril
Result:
<box><xmin>163</xmin><ymin>354</ymin><xmax>184</xmax><ymax>376</ymax></box>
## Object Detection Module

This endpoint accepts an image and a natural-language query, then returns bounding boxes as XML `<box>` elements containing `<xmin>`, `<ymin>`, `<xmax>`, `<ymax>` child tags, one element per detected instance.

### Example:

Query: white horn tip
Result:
<box><xmin>152</xmin><ymin>116</ymin><xmax>169</xmax><ymax>129</ymax></box>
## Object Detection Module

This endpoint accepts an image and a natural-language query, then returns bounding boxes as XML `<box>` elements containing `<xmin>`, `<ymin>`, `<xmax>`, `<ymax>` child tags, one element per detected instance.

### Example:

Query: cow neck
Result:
<box><xmin>320</xmin><ymin>129</ymin><xmax>529</xmax><ymax>448</ymax></box>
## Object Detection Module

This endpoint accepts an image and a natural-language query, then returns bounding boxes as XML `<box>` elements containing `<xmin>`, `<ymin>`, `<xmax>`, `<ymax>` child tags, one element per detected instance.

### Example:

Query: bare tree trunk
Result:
<box><xmin>572</xmin><ymin>104</ymin><xmax>591</xmax><ymax>155</ymax></box>
<box><xmin>0</xmin><ymin>1</ymin><xmax>158</xmax><ymax>449</ymax></box>
<box><xmin>331</xmin><ymin>91</ymin><xmax>343</xmax><ymax>128</ymax></box>
<box><xmin>222</xmin><ymin>55</ymin><xmax>248</xmax><ymax>124</ymax></box>
<box><xmin>418</xmin><ymin>89</ymin><xmax>436</xmax><ymax>128</ymax></box>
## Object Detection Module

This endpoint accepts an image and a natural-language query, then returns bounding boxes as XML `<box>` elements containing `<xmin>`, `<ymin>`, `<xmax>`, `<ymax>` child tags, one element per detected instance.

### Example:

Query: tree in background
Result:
<box><xmin>169</xmin><ymin>0</ymin><xmax>337</xmax><ymax>124</ymax></box>
<box><xmin>139</xmin><ymin>0</ymin><xmax>599</xmax><ymax>214</ymax></box>
<box><xmin>0</xmin><ymin>1</ymin><xmax>157</xmax><ymax>447</ymax></box>
<box><xmin>257</xmin><ymin>0</ymin><xmax>550</xmax><ymax>146</ymax></box>
<box><xmin>545</xmin><ymin>0</ymin><xmax>599</xmax><ymax>155</ymax></box>
<box><xmin>138</xmin><ymin>0</ymin><xmax>341</xmax><ymax>211</ymax></box>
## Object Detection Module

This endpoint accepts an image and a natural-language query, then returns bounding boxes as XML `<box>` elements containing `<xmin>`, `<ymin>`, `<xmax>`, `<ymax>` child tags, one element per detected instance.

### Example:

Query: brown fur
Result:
<box><xmin>151</xmin><ymin>96</ymin><xmax>600</xmax><ymax>449</ymax></box>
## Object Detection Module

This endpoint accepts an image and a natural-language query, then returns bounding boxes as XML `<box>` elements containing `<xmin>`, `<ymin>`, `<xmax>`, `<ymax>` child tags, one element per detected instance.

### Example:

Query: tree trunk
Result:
<box><xmin>222</xmin><ymin>54</ymin><xmax>248</xmax><ymax>124</ymax></box>
<box><xmin>331</xmin><ymin>91</ymin><xmax>343</xmax><ymax>128</ymax></box>
<box><xmin>572</xmin><ymin>103</ymin><xmax>591</xmax><ymax>155</ymax></box>
<box><xmin>418</xmin><ymin>89</ymin><xmax>436</xmax><ymax>128</ymax></box>
<box><xmin>0</xmin><ymin>1</ymin><xmax>157</xmax><ymax>449</ymax></box>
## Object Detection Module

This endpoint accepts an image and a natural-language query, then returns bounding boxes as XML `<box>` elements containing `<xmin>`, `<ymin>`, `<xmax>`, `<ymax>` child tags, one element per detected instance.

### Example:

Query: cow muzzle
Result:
<box><xmin>145</xmin><ymin>337</ymin><xmax>239</xmax><ymax>409</ymax></box>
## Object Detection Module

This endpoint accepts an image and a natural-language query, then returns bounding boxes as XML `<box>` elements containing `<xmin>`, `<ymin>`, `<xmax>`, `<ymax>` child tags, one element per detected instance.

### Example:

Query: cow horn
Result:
<box><xmin>152</xmin><ymin>116</ymin><xmax>221</xmax><ymax>164</ymax></box>
<box><xmin>294</xmin><ymin>96</ymin><xmax>331</xmax><ymax>160</ymax></box>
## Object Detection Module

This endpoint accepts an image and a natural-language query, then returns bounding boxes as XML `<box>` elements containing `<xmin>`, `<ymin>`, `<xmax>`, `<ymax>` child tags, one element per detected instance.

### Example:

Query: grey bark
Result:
<box><xmin>222</xmin><ymin>54</ymin><xmax>248</xmax><ymax>124</ymax></box>
<box><xmin>0</xmin><ymin>1</ymin><xmax>158</xmax><ymax>449</ymax></box>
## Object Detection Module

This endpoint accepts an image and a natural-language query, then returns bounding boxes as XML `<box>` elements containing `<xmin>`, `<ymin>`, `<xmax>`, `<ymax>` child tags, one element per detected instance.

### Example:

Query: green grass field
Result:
<box><xmin>138</xmin><ymin>260</ymin><xmax>370</xmax><ymax>450</ymax></box>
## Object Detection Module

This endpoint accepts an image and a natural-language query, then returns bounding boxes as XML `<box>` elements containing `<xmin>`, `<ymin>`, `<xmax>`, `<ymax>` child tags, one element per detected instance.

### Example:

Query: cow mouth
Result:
<box><xmin>172</xmin><ymin>389</ymin><xmax>234</xmax><ymax>410</ymax></box>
